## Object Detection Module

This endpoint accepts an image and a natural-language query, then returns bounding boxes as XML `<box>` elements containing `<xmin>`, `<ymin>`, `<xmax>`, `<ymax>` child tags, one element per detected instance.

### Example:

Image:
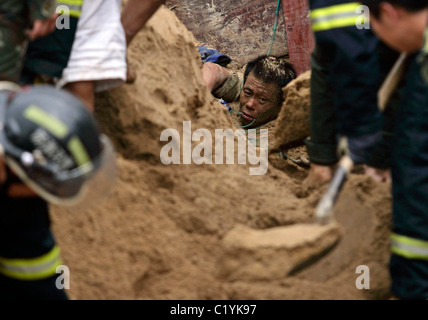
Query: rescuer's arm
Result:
<box><xmin>26</xmin><ymin>0</ymin><xmax>58</xmax><ymax>40</ymax></box>
<box><xmin>121</xmin><ymin>0</ymin><xmax>166</xmax><ymax>45</ymax></box>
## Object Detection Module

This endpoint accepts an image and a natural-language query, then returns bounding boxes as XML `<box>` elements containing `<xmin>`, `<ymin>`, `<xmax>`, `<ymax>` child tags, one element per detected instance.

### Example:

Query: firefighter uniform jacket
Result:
<box><xmin>305</xmin><ymin>0</ymin><xmax>384</xmax><ymax>165</ymax></box>
<box><xmin>307</xmin><ymin>0</ymin><xmax>428</xmax><ymax>299</ymax></box>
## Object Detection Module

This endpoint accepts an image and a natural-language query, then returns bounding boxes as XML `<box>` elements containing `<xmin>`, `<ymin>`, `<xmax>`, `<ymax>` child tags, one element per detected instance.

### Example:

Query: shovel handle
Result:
<box><xmin>313</xmin><ymin>53</ymin><xmax>408</xmax><ymax>224</ymax></box>
<box><xmin>314</xmin><ymin>155</ymin><xmax>354</xmax><ymax>224</ymax></box>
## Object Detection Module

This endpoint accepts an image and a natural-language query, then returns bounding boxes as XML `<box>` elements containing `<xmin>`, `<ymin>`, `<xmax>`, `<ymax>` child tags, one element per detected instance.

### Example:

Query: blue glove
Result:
<box><xmin>198</xmin><ymin>46</ymin><xmax>232</xmax><ymax>67</ymax></box>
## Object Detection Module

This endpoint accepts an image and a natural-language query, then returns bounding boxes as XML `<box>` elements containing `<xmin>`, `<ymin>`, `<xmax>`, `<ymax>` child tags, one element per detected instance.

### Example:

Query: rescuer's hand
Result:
<box><xmin>365</xmin><ymin>166</ymin><xmax>391</xmax><ymax>183</ymax></box>
<box><xmin>26</xmin><ymin>14</ymin><xmax>58</xmax><ymax>41</ymax></box>
<box><xmin>306</xmin><ymin>163</ymin><xmax>334</xmax><ymax>184</ymax></box>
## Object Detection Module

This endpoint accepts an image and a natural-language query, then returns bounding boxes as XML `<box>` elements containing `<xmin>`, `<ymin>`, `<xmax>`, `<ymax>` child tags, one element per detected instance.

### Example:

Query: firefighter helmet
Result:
<box><xmin>0</xmin><ymin>83</ymin><xmax>117</xmax><ymax>207</ymax></box>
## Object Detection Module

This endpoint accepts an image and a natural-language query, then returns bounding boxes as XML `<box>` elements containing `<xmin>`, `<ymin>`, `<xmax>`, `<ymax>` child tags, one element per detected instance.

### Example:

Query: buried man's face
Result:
<box><xmin>239</xmin><ymin>72</ymin><xmax>281</xmax><ymax>129</ymax></box>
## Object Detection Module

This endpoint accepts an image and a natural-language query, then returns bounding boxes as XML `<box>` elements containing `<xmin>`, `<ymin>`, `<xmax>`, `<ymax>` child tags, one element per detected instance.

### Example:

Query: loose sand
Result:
<box><xmin>51</xmin><ymin>6</ymin><xmax>393</xmax><ymax>300</ymax></box>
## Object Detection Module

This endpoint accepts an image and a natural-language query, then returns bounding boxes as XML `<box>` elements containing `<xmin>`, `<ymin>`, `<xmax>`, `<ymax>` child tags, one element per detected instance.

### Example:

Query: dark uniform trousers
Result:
<box><xmin>0</xmin><ymin>178</ymin><xmax>68</xmax><ymax>300</ymax></box>
<box><xmin>389</xmin><ymin>53</ymin><xmax>428</xmax><ymax>300</ymax></box>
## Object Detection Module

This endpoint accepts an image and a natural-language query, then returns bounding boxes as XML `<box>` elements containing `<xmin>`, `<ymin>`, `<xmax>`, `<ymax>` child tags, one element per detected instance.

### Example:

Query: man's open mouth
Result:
<box><xmin>241</xmin><ymin>112</ymin><xmax>255</xmax><ymax>121</ymax></box>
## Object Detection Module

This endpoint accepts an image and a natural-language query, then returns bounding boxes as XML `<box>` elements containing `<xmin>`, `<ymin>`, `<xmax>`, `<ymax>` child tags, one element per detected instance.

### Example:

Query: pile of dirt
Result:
<box><xmin>51</xmin><ymin>6</ymin><xmax>393</xmax><ymax>300</ymax></box>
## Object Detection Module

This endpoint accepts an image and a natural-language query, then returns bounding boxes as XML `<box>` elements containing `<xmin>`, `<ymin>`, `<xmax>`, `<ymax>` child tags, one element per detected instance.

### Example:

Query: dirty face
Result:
<box><xmin>370</xmin><ymin>5</ymin><xmax>427</xmax><ymax>53</ymax></box>
<box><xmin>239</xmin><ymin>73</ymin><xmax>281</xmax><ymax>128</ymax></box>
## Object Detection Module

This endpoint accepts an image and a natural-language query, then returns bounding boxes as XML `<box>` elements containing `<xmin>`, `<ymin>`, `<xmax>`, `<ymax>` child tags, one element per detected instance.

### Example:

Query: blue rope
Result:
<box><xmin>218</xmin><ymin>99</ymin><xmax>231</xmax><ymax>111</ymax></box>
<box><xmin>267</xmin><ymin>0</ymin><xmax>282</xmax><ymax>56</ymax></box>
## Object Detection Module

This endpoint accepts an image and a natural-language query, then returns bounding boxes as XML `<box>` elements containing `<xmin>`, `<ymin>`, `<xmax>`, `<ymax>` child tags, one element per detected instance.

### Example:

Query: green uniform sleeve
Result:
<box><xmin>27</xmin><ymin>0</ymin><xmax>57</xmax><ymax>21</ymax></box>
<box><xmin>212</xmin><ymin>72</ymin><xmax>243</xmax><ymax>103</ymax></box>
<box><xmin>305</xmin><ymin>47</ymin><xmax>339</xmax><ymax>165</ymax></box>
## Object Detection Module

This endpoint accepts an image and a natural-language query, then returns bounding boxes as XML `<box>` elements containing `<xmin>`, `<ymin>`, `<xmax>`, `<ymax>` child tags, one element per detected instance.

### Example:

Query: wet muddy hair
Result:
<box><xmin>243</xmin><ymin>55</ymin><xmax>297</xmax><ymax>104</ymax></box>
<box><xmin>361</xmin><ymin>0</ymin><xmax>428</xmax><ymax>18</ymax></box>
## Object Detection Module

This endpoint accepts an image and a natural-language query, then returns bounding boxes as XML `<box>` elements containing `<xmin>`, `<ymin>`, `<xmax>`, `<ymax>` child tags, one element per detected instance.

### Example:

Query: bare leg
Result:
<box><xmin>121</xmin><ymin>0</ymin><xmax>165</xmax><ymax>46</ymax></box>
<box><xmin>125</xmin><ymin>56</ymin><xmax>136</xmax><ymax>84</ymax></box>
<box><xmin>0</xmin><ymin>157</ymin><xmax>6</xmax><ymax>185</ymax></box>
<box><xmin>64</xmin><ymin>81</ymin><xmax>96</xmax><ymax>113</ymax></box>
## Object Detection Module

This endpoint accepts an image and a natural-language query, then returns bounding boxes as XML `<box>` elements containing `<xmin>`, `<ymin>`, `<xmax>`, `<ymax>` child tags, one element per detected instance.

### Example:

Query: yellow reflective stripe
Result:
<box><xmin>56</xmin><ymin>0</ymin><xmax>84</xmax><ymax>8</ymax></box>
<box><xmin>68</xmin><ymin>136</ymin><xmax>90</xmax><ymax>166</ymax></box>
<box><xmin>312</xmin><ymin>16</ymin><xmax>360</xmax><ymax>32</ymax></box>
<box><xmin>57</xmin><ymin>7</ymin><xmax>82</xmax><ymax>18</ymax></box>
<box><xmin>310</xmin><ymin>2</ymin><xmax>362</xmax><ymax>32</ymax></box>
<box><xmin>310</xmin><ymin>2</ymin><xmax>361</xmax><ymax>19</ymax></box>
<box><xmin>391</xmin><ymin>233</ymin><xmax>428</xmax><ymax>260</ymax></box>
<box><xmin>0</xmin><ymin>246</ymin><xmax>62</xmax><ymax>280</ymax></box>
<box><xmin>392</xmin><ymin>233</ymin><xmax>428</xmax><ymax>248</ymax></box>
<box><xmin>57</xmin><ymin>0</ymin><xmax>84</xmax><ymax>5</ymax></box>
<box><xmin>24</xmin><ymin>105</ymin><xmax>69</xmax><ymax>139</ymax></box>
<box><xmin>56</xmin><ymin>0</ymin><xmax>83</xmax><ymax>18</ymax></box>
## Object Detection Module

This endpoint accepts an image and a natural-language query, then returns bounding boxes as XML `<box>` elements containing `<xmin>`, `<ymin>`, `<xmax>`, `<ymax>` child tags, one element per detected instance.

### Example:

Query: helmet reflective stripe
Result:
<box><xmin>310</xmin><ymin>2</ymin><xmax>362</xmax><ymax>32</ymax></box>
<box><xmin>391</xmin><ymin>233</ymin><xmax>428</xmax><ymax>260</ymax></box>
<box><xmin>68</xmin><ymin>136</ymin><xmax>90</xmax><ymax>166</ymax></box>
<box><xmin>56</xmin><ymin>0</ymin><xmax>84</xmax><ymax>18</ymax></box>
<box><xmin>24</xmin><ymin>105</ymin><xmax>69</xmax><ymax>139</ymax></box>
<box><xmin>0</xmin><ymin>246</ymin><xmax>62</xmax><ymax>281</ymax></box>
<box><xmin>24</xmin><ymin>105</ymin><xmax>91</xmax><ymax>167</ymax></box>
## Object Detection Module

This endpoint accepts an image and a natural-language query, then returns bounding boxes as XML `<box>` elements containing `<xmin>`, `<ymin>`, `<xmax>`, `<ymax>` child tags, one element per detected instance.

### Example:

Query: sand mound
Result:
<box><xmin>51</xmin><ymin>6</ymin><xmax>393</xmax><ymax>300</ymax></box>
<box><xmin>271</xmin><ymin>70</ymin><xmax>311</xmax><ymax>151</ymax></box>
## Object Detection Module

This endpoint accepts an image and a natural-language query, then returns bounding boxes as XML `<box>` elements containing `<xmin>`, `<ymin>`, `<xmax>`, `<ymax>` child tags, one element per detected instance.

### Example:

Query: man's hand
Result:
<box><xmin>306</xmin><ymin>163</ymin><xmax>334</xmax><ymax>185</ymax></box>
<box><xmin>294</xmin><ymin>163</ymin><xmax>335</xmax><ymax>198</ymax></box>
<box><xmin>121</xmin><ymin>0</ymin><xmax>166</xmax><ymax>45</ymax></box>
<box><xmin>121</xmin><ymin>0</ymin><xmax>165</xmax><ymax>83</ymax></box>
<box><xmin>365</xmin><ymin>166</ymin><xmax>391</xmax><ymax>183</ymax></box>
<box><xmin>26</xmin><ymin>14</ymin><xmax>58</xmax><ymax>41</ymax></box>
